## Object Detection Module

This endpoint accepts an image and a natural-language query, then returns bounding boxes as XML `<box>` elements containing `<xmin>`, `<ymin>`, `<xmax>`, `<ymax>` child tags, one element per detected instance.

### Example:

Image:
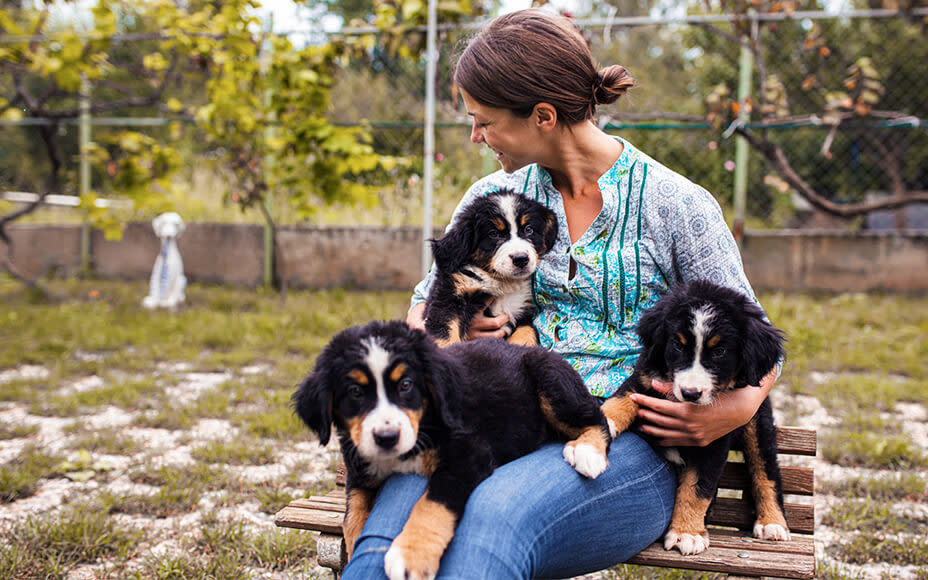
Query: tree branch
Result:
<box><xmin>736</xmin><ymin>127</ymin><xmax>928</xmax><ymax>217</ymax></box>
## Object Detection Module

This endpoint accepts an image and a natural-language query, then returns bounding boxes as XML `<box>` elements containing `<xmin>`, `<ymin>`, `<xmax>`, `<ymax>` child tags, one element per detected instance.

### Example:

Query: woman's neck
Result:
<box><xmin>542</xmin><ymin>122</ymin><xmax>623</xmax><ymax>199</ymax></box>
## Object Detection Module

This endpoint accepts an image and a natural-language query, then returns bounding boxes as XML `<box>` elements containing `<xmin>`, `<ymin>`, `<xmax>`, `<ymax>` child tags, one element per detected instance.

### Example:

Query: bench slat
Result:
<box><xmin>707</xmin><ymin>497</ymin><xmax>814</xmax><ymax>535</ymax></box>
<box><xmin>772</xmin><ymin>427</ymin><xmax>817</xmax><ymax>456</ymax></box>
<box><xmin>626</xmin><ymin>532</ymin><xmax>814</xmax><ymax>579</ymax></box>
<box><xmin>718</xmin><ymin>464</ymin><xmax>814</xmax><ymax>496</ymax></box>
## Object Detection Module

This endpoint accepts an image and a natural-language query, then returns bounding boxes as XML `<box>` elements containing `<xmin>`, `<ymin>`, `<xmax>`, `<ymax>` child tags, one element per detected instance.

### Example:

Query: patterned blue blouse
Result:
<box><xmin>412</xmin><ymin>137</ymin><xmax>767</xmax><ymax>397</ymax></box>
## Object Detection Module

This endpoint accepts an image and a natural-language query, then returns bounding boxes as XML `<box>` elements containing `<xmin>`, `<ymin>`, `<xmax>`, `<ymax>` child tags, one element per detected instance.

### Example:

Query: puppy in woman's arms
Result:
<box><xmin>425</xmin><ymin>189</ymin><xmax>557</xmax><ymax>347</ymax></box>
<box><xmin>293</xmin><ymin>320</ymin><xmax>611</xmax><ymax>580</ymax></box>
<box><xmin>601</xmin><ymin>280</ymin><xmax>788</xmax><ymax>556</ymax></box>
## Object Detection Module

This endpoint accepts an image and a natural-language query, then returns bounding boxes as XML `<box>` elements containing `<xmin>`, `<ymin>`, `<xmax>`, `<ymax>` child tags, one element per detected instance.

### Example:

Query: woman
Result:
<box><xmin>344</xmin><ymin>8</ymin><xmax>778</xmax><ymax>579</ymax></box>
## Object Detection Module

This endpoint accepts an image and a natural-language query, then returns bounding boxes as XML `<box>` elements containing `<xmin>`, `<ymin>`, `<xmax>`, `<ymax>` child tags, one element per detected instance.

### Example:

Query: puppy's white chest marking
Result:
<box><xmin>487</xmin><ymin>281</ymin><xmax>533</xmax><ymax>321</ymax></box>
<box><xmin>364</xmin><ymin>455</ymin><xmax>425</xmax><ymax>484</ymax></box>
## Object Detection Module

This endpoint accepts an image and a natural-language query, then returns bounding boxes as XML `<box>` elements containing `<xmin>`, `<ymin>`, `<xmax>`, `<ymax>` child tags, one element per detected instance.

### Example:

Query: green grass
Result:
<box><xmin>819</xmin><ymin>473</ymin><xmax>928</xmax><ymax>502</ymax></box>
<box><xmin>0</xmin><ymin>504</ymin><xmax>142</xmax><ymax>580</ymax></box>
<box><xmin>2</xmin><ymin>278</ymin><xmax>928</xmax><ymax>577</ymax></box>
<box><xmin>823</xmin><ymin>498</ymin><xmax>927</xmax><ymax>535</ymax></box>
<box><xmin>0</xmin><ymin>445</ymin><xmax>63</xmax><ymax>502</ymax></box>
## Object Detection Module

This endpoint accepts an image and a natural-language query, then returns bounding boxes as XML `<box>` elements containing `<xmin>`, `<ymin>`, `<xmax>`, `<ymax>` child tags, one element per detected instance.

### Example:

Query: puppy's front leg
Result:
<box><xmin>383</xmin><ymin>493</ymin><xmax>457</xmax><ymax>580</ymax></box>
<box><xmin>742</xmin><ymin>413</ymin><xmax>790</xmax><ymax>542</ymax></box>
<box><xmin>343</xmin><ymin>487</ymin><xmax>376</xmax><ymax>561</ymax></box>
<box><xmin>600</xmin><ymin>392</ymin><xmax>639</xmax><ymax>438</ymax></box>
<box><xmin>663</xmin><ymin>467</ymin><xmax>713</xmax><ymax>555</ymax></box>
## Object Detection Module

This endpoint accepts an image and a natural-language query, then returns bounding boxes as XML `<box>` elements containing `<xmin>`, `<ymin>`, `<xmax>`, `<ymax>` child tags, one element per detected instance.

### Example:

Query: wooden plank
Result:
<box><xmin>718</xmin><ymin>464</ymin><xmax>814</xmax><ymax>496</ymax></box>
<box><xmin>707</xmin><ymin>498</ymin><xmax>814</xmax><ymax>535</ymax></box>
<box><xmin>626</xmin><ymin>533</ymin><xmax>815</xmax><ymax>579</ymax></box>
<box><xmin>275</xmin><ymin>504</ymin><xmax>345</xmax><ymax>534</ymax></box>
<box><xmin>730</xmin><ymin>427</ymin><xmax>815</xmax><ymax>456</ymax></box>
<box><xmin>774</xmin><ymin>427</ymin><xmax>817</xmax><ymax>456</ymax></box>
<box><xmin>705</xmin><ymin>529</ymin><xmax>814</xmax><ymax>556</ymax></box>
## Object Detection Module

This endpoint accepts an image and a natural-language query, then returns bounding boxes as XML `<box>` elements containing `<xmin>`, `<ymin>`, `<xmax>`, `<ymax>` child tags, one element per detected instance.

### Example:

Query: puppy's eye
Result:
<box><xmin>488</xmin><ymin>229</ymin><xmax>502</xmax><ymax>239</ymax></box>
<box><xmin>398</xmin><ymin>378</ymin><xmax>414</xmax><ymax>393</ymax></box>
<box><xmin>347</xmin><ymin>384</ymin><xmax>364</xmax><ymax>399</ymax></box>
<box><xmin>712</xmin><ymin>347</ymin><xmax>727</xmax><ymax>358</ymax></box>
<box><xmin>523</xmin><ymin>224</ymin><xmax>534</xmax><ymax>235</ymax></box>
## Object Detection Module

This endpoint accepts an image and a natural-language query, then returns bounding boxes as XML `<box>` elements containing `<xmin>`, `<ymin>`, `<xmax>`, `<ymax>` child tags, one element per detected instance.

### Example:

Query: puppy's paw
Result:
<box><xmin>384</xmin><ymin>543</ymin><xmax>437</xmax><ymax>580</ymax></box>
<box><xmin>563</xmin><ymin>442</ymin><xmax>608</xmax><ymax>479</ymax></box>
<box><xmin>663</xmin><ymin>529</ymin><xmax>710</xmax><ymax>555</ymax></box>
<box><xmin>606</xmin><ymin>418</ymin><xmax>618</xmax><ymax>439</ymax></box>
<box><xmin>754</xmin><ymin>522</ymin><xmax>791</xmax><ymax>542</ymax></box>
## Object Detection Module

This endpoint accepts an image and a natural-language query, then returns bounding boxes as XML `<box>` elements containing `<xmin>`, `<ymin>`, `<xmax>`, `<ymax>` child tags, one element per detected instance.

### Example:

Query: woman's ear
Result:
<box><xmin>532</xmin><ymin>102</ymin><xmax>558</xmax><ymax>132</ymax></box>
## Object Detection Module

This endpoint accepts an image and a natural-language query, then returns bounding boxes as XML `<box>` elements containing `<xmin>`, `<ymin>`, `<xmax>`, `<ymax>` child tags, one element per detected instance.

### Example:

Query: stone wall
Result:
<box><xmin>8</xmin><ymin>223</ymin><xmax>928</xmax><ymax>293</ymax></box>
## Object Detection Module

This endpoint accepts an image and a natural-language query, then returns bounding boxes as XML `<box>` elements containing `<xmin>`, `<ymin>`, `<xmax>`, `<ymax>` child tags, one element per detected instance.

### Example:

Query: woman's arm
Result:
<box><xmin>630</xmin><ymin>367</ymin><xmax>776</xmax><ymax>447</ymax></box>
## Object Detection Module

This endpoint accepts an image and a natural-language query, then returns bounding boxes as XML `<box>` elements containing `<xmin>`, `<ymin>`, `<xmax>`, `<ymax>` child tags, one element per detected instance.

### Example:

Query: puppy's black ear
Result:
<box><xmin>636</xmin><ymin>299</ymin><xmax>671</xmax><ymax>378</ymax></box>
<box><xmin>431</xmin><ymin>220</ymin><xmax>475</xmax><ymax>273</ymax></box>
<box><xmin>541</xmin><ymin>209</ymin><xmax>558</xmax><ymax>254</ymax></box>
<box><xmin>737</xmin><ymin>312</ymin><xmax>786</xmax><ymax>388</ymax></box>
<box><xmin>417</xmin><ymin>334</ymin><xmax>465</xmax><ymax>432</ymax></box>
<box><xmin>292</xmin><ymin>368</ymin><xmax>334</xmax><ymax>446</ymax></box>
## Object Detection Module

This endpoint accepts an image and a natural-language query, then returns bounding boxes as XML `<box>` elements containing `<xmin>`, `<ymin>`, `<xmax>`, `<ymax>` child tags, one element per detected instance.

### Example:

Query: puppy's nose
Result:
<box><xmin>373</xmin><ymin>429</ymin><xmax>400</xmax><ymax>450</ymax></box>
<box><xmin>679</xmin><ymin>387</ymin><xmax>701</xmax><ymax>403</ymax></box>
<box><xmin>511</xmin><ymin>253</ymin><xmax>530</xmax><ymax>269</ymax></box>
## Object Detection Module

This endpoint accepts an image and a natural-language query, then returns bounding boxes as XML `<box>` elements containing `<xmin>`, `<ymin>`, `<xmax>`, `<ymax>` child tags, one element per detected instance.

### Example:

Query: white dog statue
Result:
<box><xmin>142</xmin><ymin>212</ymin><xmax>187</xmax><ymax>310</ymax></box>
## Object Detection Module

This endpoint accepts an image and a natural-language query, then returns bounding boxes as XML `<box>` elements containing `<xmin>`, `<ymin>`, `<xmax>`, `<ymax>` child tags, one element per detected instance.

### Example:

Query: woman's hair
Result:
<box><xmin>453</xmin><ymin>9</ymin><xmax>634</xmax><ymax>124</ymax></box>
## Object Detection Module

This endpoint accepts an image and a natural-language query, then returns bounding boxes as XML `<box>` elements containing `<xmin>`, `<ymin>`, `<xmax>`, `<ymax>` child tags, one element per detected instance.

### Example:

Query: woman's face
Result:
<box><xmin>460</xmin><ymin>90</ymin><xmax>541</xmax><ymax>174</ymax></box>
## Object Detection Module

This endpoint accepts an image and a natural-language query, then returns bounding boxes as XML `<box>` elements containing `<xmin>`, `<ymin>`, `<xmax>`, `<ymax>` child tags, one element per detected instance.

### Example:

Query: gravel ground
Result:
<box><xmin>2</xmin><ymin>363</ymin><xmax>927</xmax><ymax>579</ymax></box>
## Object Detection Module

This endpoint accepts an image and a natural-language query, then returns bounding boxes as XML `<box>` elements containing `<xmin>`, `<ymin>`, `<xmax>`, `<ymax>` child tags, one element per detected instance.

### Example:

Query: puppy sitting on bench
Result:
<box><xmin>601</xmin><ymin>280</ymin><xmax>789</xmax><ymax>556</ymax></box>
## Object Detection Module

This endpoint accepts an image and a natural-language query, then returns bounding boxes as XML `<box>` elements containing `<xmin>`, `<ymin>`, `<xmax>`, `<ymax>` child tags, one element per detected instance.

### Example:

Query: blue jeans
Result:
<box><xmin>343</xmin><ymin>432</ymin><xmax>675</xmax><ymax>580</ymax></box>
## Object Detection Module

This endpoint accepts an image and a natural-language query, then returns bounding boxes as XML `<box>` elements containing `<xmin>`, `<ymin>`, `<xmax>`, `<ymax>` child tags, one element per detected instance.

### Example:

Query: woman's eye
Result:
<box><xmin>398</xmin><ymin>378</ymin><xmax>413</xmax><ymax>393</ymax></box>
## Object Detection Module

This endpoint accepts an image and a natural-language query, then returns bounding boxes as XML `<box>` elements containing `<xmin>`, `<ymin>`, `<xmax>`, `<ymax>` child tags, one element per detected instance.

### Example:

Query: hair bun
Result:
<box><xmin>594</xmin><ymin>65</ymin><xmax>635</xmax><ymax>106</ymax></box>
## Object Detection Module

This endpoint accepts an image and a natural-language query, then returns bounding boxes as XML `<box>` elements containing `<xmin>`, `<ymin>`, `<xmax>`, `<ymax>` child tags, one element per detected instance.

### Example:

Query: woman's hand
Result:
<box><xmin>406</xmin><ymin>302</ymin><xmax>427</xmax><ymax>331</ymax></box>
<box><xmin>630</xmin><ymin>369</ymin><xmax>776</xmax><ymax>447</ymax></box>
<box><xmin>465</xmin><ymin>305</ymin><xmax>510</xmax><ymax>340</ymax></box>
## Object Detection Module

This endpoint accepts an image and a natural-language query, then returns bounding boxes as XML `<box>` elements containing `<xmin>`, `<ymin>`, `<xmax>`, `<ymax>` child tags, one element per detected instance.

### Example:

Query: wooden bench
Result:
<box><xmin>276</xmin><ymin>426</ymin><xmax>816</xmax><ymax>579</ymax></box>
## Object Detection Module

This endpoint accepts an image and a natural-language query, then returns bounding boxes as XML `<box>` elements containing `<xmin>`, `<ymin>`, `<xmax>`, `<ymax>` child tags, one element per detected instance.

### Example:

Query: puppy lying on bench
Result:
<box><xmin>601</xmin><ymin>280</ymin><xmax>789</xmax><ymax>556</ymax></box>
<box><xmin>293</xmin><ymin>320</ymin><xmax>611</xmax><ymax>580</ymax></box>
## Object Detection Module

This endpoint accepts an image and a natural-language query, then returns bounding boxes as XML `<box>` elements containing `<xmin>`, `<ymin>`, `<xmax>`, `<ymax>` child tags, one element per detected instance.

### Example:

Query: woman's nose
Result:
<box><xmin>470</xmin><ymin>124</ymin><xmax>483</xmax><ymax>144</ymax></box>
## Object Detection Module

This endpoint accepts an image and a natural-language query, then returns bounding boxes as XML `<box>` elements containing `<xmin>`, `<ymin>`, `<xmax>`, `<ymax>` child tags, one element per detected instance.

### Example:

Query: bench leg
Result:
<box><xmin>316</xmin><ymin>533</ymin><xmax>347</xmax><ymax>578</ymax></box>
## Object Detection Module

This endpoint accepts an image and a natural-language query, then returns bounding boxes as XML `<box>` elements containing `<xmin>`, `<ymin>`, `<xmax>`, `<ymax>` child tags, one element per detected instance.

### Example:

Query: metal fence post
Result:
<box><xmin>422</xmin><ymin>0</ymin><xmax>438</xmax><ymax>280</ymax></box>
<box><xmin>262</xmin><ymin>16</ymin><xmax>275</xmax><ymax>289</ymax></box>
<box><xmin>79</xmin><ymin>75</ymin><xmax>92</xmax><ymax>275</ymax></box>
<box><xmin>732</xmin><ymin>14</ymin><xmax>755</xmax><ymax>247</ymax></box>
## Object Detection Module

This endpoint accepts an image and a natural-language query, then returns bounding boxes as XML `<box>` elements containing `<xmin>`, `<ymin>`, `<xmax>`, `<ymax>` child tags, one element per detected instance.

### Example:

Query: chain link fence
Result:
<box><xmin>2</xmin><ymin>11</ymin><xmax>925</xmax><ymax>229</ymax></box>
<box><xmin>327</xmin><ymin>11</ymin><xmax>927</xmax><ymax>229</ymax></box>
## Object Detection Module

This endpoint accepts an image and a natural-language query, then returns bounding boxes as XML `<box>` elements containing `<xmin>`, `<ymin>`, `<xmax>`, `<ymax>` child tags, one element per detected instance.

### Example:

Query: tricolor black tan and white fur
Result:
<box><xmin>601</xmin><ymin>280</ymin><xmax>788</xmax><ymax>556</ymax></box>
<box><xmin>425</xmin><ymin>189</ymin><xmax>557</xmax><ymax>347</ymax></box>
<box><xmin>293</xmin><ymin>320</ymin><xmax>611</xmax><ymax>580</ymax></box>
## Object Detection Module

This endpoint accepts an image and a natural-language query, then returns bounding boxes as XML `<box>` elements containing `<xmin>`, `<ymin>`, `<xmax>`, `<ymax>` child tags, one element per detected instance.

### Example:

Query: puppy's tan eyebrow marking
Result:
<box><xmin>520</xmin><ymin>214</ymin><xmax>530</xmax><ymax>226</ymax></box>
<box><xmin>492</xmin><ymin>218</ymin><xmax>506</xmax><ymax>231</ymax></box>
<box><xmin>348</xmin><ymin>369</ymin><xmax>368</xmax><ymax>385</ymax></box>
<box><xmin>707</xmin><ymin>335</ymin><xmax>721</xmax><ymax>348</ymax></box>
<box><xmin>677</xmin><ymin>333</ymin><xmax>688</xmax><ymax>345</ymax></box>
<box><xmin>390</xmin><ymin>364</ymin><xmax>408</xmax><ymax>383</ymax></box>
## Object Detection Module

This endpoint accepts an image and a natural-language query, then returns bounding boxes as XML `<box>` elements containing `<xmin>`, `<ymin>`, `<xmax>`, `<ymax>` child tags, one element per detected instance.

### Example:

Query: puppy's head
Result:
<box><xmin>152</xmin><ymin>212</ymin><xmax>185</xmax><ymax>239</ymax></box>
<box><xmin>293</xmin><ymin>321</ymin><xmax>462</xmax><ymax>459</ymax></box>
<box><xmin>432</xmin><ymin>189</ymin><xmax>557</xmax><ymax>280</ymax></box>
<box><xmin>636</xmin><ymin>281</ymin><xmax>785</xmax><ymax>405</ymax></box>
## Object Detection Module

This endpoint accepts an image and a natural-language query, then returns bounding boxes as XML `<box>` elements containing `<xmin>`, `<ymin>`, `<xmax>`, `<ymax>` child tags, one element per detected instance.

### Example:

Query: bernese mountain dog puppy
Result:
<box><xmin>425</xmin><ymin>189</ymin><xmax>557</xmax><ymax>347</ymax></box>
<box><xmin>293</xmin><ymin>320</ymin><xmax>611</xmax><ymax>580</ymax></box>
<box><xmin>601</xmin><ymin>280</ymin><xmax>788</xmax><ymax>556</ymax></box>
